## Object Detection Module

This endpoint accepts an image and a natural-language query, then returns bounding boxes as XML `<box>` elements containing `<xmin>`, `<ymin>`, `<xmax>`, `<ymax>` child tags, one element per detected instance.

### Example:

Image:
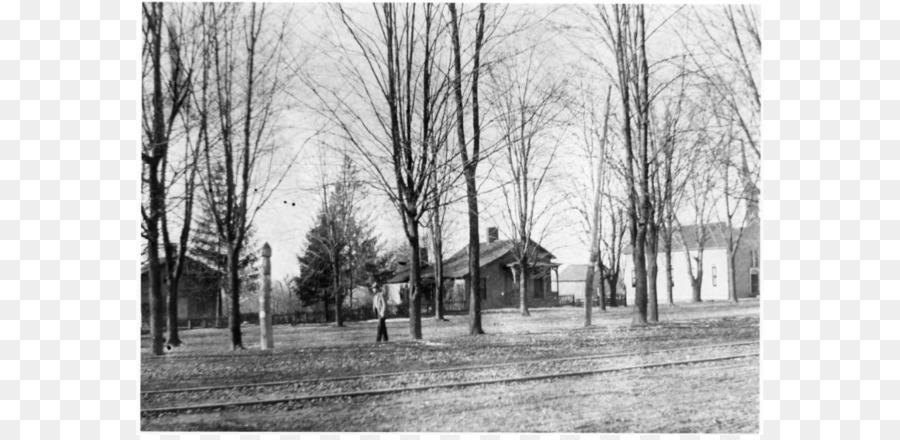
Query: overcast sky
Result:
<box><xmin>192</xmin><ymin>3</ymin><xmax>758</xmax><ymax>283</ymax></box>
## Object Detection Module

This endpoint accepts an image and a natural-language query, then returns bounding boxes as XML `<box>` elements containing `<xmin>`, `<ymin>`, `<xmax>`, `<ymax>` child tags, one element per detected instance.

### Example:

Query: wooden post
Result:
<box><xmin>259</xmin><ymin>242</ymin><xmax>274</xmax><ymax>350</ymax></box>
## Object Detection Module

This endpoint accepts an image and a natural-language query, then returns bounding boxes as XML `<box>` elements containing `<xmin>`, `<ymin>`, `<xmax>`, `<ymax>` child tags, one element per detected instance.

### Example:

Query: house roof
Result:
<box><xmin>558</xmin><ymin>264</ymin><xmax>591</xmax><ymax>282</ymax></box>
<box><xmin>622</xmin><ymin>221</ymin><xmax>759</xmax><ymax>254</ymax></box>
<box><xmin>387</xmin><ymin>239</ymin><xmax>556</xmax><ymax>284</ymax></box>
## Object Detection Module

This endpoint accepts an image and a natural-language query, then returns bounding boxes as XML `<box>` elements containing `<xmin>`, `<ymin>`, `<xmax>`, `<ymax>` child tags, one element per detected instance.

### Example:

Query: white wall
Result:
<box><xmin>622</xmin><ymin>248</ymin><xmax>729</xmax><ymax>304</ymax></box>
<box><xmin>558</xmin><ymin>281</ymin><xmax>587</xmax><ymax>300</ymax></box>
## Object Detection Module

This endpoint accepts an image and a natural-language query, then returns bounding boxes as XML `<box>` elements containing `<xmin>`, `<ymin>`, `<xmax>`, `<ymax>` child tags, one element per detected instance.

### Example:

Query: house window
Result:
<box><xmin>534</xmin><ymin>277</ymin><xmax>544</xmax><ymax>299</ymax></box>
<box><xmin>479</xmin><ymin>278</ymin><xmax>487</xmax><ymax>300</ymax></box>
<box><xmin>750</xmin><ymin>250</ymin><xmax>758</xmax><ymax>268</ymax></box>
<box><xmin>712</xmin><ymin>265</ymin><xmax>717</xmax><ymax>286</ymax></box>
<box><xmin>631</xmin><ymin>269</ymin><xmax>636</xmax><ymax>287</ymax></box>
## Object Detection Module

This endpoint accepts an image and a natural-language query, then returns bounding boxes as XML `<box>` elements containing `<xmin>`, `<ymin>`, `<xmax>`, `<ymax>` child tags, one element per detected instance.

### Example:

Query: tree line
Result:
<box><xmin>141</xmin><ymin>3</ymin><xmax>759</xmax><ymax>354</ymax></box>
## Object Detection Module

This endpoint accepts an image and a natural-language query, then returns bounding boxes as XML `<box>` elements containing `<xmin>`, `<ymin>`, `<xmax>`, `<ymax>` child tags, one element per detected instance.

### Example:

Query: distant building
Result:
<box><xmin>556</xmin><ymin>264</ymin><xmax>627</xmax><ymax>304</ymax></box>
<box><xmin>621</xmin><ymin>220</ymin><xmax>760</xmax><ymax>304</ymax></box>
<box><xmin>557</xmin><ymin>264</ymin><xmax>591</xmax><ymax>300</ymax></box>
<box><xmin>140</xmin><ymin>256</ymin><xmax>222</xmax><ymax>322</ymax></box>
<box><xmin>386</xmin><ymin>227</ymin><xmax>561</xmax><ymax>310</ymax></box>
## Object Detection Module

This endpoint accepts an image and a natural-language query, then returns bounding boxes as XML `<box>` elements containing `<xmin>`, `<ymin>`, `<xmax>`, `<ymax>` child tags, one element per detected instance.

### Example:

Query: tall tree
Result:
<box><xmin>690</xmin><ymin>5</ymin><xmax>760</xmax><ymax>221</ymax></box>
<box><xmin>158</xmin><ymin>6</ymin><xmax>206</xmax><ymax>347</ymax></box>
<box><xmin>449</xmin><ymin>3</ymin><xmax>488</xmax><ymax>334</ymax></box>
<box><xmin>141</xmin><ymin>2</ymin><xmax>193</xmax><ymax>355</ymax></box>
<box><xmin>712</xmin><ymin>124</ymin><xmax>752</xmax><ymax>304</ymax></box>
<box><xmin>676</xmin><ymin>153</ymin><xmax>717</xmax><ymax>303</ymax></box>
<box><xmin>596</xmin><ymin>5</ymin><xmax>653</xmax><ymax>325</ymax></box>
<box><xmin>200</xmin><ymin>4</ymin><xmax>292</xmax><ymax>349</ymax></box>
<box><xmin>294</xmin><ymin>161</ymin><xmax>385</xmax><ymax>321</ymax></box>
<box><xmin>420</xmin><ymin>4</ymin><xmax>456</xmax><ymax>322</ymax></box>
<box><xmin>581</xmin><ymin>87</ymin><xmax>612</xmax><ymax>326</ymax></box>
<box><xmin>303</xmin><ymin>4</ymin><xmax>458</xmax><ymax>339</ymax></box>
<box><xmin>489</xmin><ymin>45</ymin><xmax>569</xmax><ymax>317</ymax></box>
<box><xmin>316</xmin><ymin>154</ymin><xmax>366</xmax><ymax>326</ymax></box>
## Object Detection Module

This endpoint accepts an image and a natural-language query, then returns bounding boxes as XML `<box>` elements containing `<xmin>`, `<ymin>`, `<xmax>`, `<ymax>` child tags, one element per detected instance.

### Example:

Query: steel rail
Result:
<box><xmin>142</xmin><ymin>340</ymin><xmax>758</xmax><ymax>396</ymax></box>
<box><xmin>141</xmin><ymin>351</ymin><xmax>758</xmax><ymax>415</ymax></box>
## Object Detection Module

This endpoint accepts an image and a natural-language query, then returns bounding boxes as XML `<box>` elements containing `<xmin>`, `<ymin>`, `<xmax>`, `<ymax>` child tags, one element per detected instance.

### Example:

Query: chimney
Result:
<box><xmin>487</xmin><ymin>227</ymin><xmax>499</xmax><ymax>243</ymax></box>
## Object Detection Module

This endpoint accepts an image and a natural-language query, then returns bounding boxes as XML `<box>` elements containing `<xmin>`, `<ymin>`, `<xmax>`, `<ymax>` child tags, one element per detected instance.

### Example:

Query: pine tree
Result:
<box><xmin>190</xmin><ymin>164</ymin><xmax>260</xmax><ymax>321</ymax></box>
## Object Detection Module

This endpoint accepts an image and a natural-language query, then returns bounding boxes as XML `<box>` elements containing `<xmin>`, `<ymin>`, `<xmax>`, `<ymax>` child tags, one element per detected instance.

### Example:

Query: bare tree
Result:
<box><xmin>200</xmin><ymin>4</ymin><xmax>293</xmax><ymax>349</ymax></box>
<box><xmin>595</xmin><ymin>5</ymin><xmax>654</xmax><ymax>325</ymax></box>
<box><xmin>301</xmin><ymin>4</ymin><xmax>462</xmax><ymax>339</ymax></box>
<box><xmin>581</xmin><ymin>87</ymin><xmax>612</xmax><ymax>326</ymax></box>
<box><xmin>156</xmin><ymin>6</ymin><xmax>207</xmax><ymax>348</ymax></box>
<box><xmin>643</xmin><ymin>62</ymin><xmax>696</xmax><ymax>321</ymax></box>
<box><xmin>712</xmin><ymin>123</ymin><xmax>752</xmax><ymax>304</ymax></box>
<box><xmin>676</xmin><ymin>148</ymin><xmax>718</xmax><ymax>303</ymax></box>
<box><xmin>421</xmin><ymin>4</ymin><xmax>457</xmax><ymax>322</ymax></box>
<box><xmin>489</xmin><ymin>44</ymin><xmax>569</xmax><ymax>317</ymax></box>
<box><xmin>449</xmin><ymin>2</ymin><xmax>488</xmax><ymax>335</ymax></box>
<box><xmin>689</xmin><ymin>5</ymin><xmax>760</xmax><ymax>220</ymax></box>
<box><xmin>601</xmin><ymin>195</ymin><xmax>628</xmax><ymax>307</ymax></box>
<box><xmin>141</xmin><ymin>2</ymin><xmax>193</xmax><ymax>355</ymax></box>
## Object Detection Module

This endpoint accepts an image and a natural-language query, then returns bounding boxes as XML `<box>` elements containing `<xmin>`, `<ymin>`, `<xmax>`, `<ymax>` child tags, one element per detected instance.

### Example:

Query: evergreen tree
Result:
<box><xmin>190</xmin><ymin>163</ymin><xmax>260</xmax><ymax>320</ymax></box>
<box><xmin>292</xmin><ymin>155</ymin><xmax>388</xmax><ymax>323</ymax></box>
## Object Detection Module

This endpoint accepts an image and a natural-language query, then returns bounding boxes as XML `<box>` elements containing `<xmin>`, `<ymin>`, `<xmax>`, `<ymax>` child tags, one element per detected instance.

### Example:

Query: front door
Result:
<box><xmin>751</xmin><ymin>273</ymin><xmax>759</xmax><ymax>297</ymax></box>
<box><xmin>534</xmin><ymin>277</ymin><xmax>544</xmax><ymax>299</ymax></box>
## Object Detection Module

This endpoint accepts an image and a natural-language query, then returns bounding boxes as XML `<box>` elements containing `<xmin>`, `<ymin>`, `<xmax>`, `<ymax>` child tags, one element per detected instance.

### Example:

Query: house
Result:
<box><xmin>557</xmin><ymin>264</ymin><xmax>591</xmax><ymax>300</ymax></box>
<box><xmin>140</xmin><ymin>255</ymin><xmax>222</xmax><ymax>322</ymax></box>
<box><xmin>386</xmin><ymin>227</ymin><xmax>561</xmax><ymax>310</ymax></box>
<box><xmin>621</xmin><ymin>220</ymin><xmax>760</xmax><ymax>304</ymax></box>
<box><xmin>557</xmin><ymin>264</ymin><xmax>628</xmax><ymax>304</ymax></box>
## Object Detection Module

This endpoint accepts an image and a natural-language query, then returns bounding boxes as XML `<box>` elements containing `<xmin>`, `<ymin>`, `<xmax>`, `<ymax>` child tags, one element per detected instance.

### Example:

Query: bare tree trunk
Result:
<box><xmin>433</xmin><ymin>234</ymin><xmax>445</xmax><ymax>320</ymax></box>
<box><xmin>164</xmin><ymin>251</ymin><xmax>182</xmax><ymax>347</ymax></box>
<box><xmin>607</xmin><ymin>272</ymin><xmax>619</xmax><ymax>308</ymax></box>
<box><xmin>227</xmin><ymin>244</ymin><xmax>243</xmax><ymax>349</ymax></box>
<box><xmin>728</xmin><ymin>247</ymin><xmax>739</xmax><ymax>303</ymax></box>
<box><xmin>449</xmin><ymin>3</ymin><xmax>484</xmax><ymax>335</ymax></box>
<box><xmin>598</xmin><ymin>263</ymin><xmax>606</xmax><ymax>311</ymax></box>
<box><xmin>333</xmin><ymin>262</ymin><xmax>343</xmax><ymax>327</ymax></box>
<box><xmin>406</xmin><ymin>221</ymin><xmax>423</xmax><ymax>339</ymax></box>
<box><xmin>143</xmin><ymin>2</ymin><xmax>168</xmax><ymax>356</ymax></box>
<box><xmin>146</xmin><ymin>226</ymin><xmax>165</xmax><ymax>355</ymax></box>
<box><xmin>583</xmin><ymin>268</ymin><xmax>593</xmax><ymax>326</ymax></box>
<box><xmin>519</xmin><ymin>258</ymin><xmax>530</xmax><ymax>317</ymax></box>
<box><xmin>465</xmin><ymin>178</ymin><xmax>483</xmax><ymax>335</ymax></box>
<box><xmin>664</xmin><ymin>227</ymin><xmax>675</xmax><ymax>305</ymax></box>
<box><xmin>586</xmin><ymin>87</ymin><xmax>611</xmax><ymax>325</ymax></box>
<box><xmin>691</xmin><ymin>276</ymin><xmax>702</xmax><ymax>303</ymax></box>
<box><xmin>645</xmin><ymin>225</ymin><xmax>659</xmax><ymax>323</ymax></box>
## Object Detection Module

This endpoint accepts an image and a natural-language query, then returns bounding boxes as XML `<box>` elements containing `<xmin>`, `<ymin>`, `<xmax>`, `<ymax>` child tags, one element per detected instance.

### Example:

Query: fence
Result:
<box><xmin>562</xmin><ymin>294</ymin><xmax>628</xmax><ymax>308</ymax></box>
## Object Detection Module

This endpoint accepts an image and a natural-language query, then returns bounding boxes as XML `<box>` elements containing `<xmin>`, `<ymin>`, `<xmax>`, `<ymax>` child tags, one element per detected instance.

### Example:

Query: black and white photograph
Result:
<box><xmin>140</xmin><ymin>2</ymin><xmax>760</xmax><ymax>433</ymax></box>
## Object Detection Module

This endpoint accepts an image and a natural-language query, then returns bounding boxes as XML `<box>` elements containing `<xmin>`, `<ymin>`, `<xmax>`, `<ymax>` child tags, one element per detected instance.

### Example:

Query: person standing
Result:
<box><xmin>373</xmin><ymin>284</ymin><xmax>389</xmax><ymax>342</ymax></box>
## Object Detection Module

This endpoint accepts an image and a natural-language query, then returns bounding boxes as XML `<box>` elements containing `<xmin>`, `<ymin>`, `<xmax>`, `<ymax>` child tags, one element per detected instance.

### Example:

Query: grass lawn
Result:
<box><xmin>141</xmin><ymin>300</ymin><xmax>759</xmax><ymax>433</ymax></box>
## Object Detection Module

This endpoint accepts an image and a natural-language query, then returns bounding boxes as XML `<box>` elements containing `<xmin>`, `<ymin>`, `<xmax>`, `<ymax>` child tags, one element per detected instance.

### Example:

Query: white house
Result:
<box><xmin>557</xmin><ymin>264</ymin><xmax>591</xmax><ymax>301</ymax></box>
<box><xmin>621</xmin><ymin>221</ymin><xmax>760</xmax><ymax>304</ymax></box>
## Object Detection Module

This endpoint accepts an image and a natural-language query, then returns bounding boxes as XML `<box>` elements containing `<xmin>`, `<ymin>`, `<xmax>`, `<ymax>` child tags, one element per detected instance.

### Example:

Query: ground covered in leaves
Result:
<box><xmin>141</xmin><ymin>300</ymin><xmax>759</xmax><ymax>433</ymax></box>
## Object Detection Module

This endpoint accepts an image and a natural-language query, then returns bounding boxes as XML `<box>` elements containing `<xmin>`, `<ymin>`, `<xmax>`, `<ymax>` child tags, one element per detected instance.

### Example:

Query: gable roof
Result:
<box><xmin>558</xmin><ymin>264</ymin><xmax>591</xmax><ymax>282</ymax></box>
<box><xmin>622</xmin><ymin>221</ymin><xmax>759</xmax><ymax>254</ymax></box>
<box><xmin>387</xmin><ymin>239</ymin><xmax>556</xmax><ymax>283</ymax></box>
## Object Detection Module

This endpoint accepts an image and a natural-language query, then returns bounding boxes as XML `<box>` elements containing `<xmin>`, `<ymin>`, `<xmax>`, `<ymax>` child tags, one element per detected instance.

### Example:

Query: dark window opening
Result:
<box><xmin>712</xmin><ymin>265</ymin><xmax>718</xmax><ymax>287</ymax></box>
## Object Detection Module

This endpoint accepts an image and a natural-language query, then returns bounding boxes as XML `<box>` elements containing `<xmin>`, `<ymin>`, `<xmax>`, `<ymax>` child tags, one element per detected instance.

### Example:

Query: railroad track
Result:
<box><xmin>141</xmin><ymin>340</ymin><xmax>757</xmax><ymax>415</ymax></box>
